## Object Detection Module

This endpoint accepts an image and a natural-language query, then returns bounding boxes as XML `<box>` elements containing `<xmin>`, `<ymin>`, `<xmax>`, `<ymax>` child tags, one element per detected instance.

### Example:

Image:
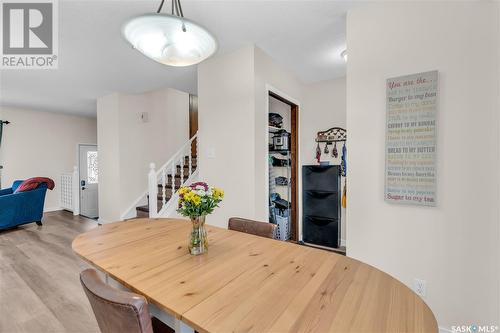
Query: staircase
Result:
<box><xmin>135</xmin><ymin>155</ymin><xmax>197</xmax><ymax>217</ymax></box>
<box><xmin>122</xmin><ymin>133</ymin><xmax>198</xmax><ymax>220</ymax></box>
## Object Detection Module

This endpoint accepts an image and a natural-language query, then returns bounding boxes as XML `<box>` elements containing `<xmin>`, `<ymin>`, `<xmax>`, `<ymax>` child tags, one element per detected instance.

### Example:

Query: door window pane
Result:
<box><xmin>87</xmin><ymin>151</ymin><xmax>98</xmax><ymax>184</ymax></box>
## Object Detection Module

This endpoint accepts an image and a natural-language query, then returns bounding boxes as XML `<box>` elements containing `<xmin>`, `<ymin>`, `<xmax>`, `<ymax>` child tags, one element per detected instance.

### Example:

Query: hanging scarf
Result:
<box><xmin>315</xmin><ymin>142</ymin><xmax>321</xmax><ymax>163</ymax></box>
<box><xmin>332</xmin><ymin>141</ymin><xmax>338</xmax><ymax>158</ymax></box>
<box><xmin>341</xmin><ymin>142</ymin><xmax>347</xmax><ymax>177</ymax></box>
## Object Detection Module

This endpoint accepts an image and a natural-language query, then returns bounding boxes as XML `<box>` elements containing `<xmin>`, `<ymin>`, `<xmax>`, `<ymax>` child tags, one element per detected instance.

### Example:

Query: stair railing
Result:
<box><xmin>148</xmin><ymin>133</ymin><xmax>198</xmax><ymax>218</ymax></box>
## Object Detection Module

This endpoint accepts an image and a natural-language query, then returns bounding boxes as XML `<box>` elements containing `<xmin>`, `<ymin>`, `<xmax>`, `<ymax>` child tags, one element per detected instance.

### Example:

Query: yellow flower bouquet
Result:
<box><xmin>177</xmin><ymin>182</ymin><xmax>224</xmax><ymax>255</ymax></box>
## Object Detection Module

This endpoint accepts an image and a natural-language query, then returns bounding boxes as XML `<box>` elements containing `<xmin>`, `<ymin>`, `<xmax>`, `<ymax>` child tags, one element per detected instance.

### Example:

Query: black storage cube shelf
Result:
<box><xmin>302</xmin><ymin>165</ymin><xmax>341</xmax><ymax>248</ymax></box>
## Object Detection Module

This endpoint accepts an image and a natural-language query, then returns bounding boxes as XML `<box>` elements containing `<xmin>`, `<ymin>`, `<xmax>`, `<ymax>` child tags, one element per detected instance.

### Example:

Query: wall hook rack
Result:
<box><xmin>315</xmin><ymin>127</ymin><xmax>346</xmax><ymax>143</ymax></box>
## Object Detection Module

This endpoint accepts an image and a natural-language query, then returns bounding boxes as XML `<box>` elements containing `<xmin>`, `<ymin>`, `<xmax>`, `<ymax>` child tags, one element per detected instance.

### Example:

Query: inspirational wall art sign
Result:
<box><xmin>385</xmin><ymin>70</ymin><xmax>438</xmax><ymax>206</ymax></box>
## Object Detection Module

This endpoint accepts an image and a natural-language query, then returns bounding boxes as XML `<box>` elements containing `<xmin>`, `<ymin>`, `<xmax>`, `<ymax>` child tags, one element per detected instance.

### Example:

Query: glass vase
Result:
<box><xmin>188</xmin><ymin>215</ymin><xmax>208</xmax><ymax>255</ymax></box>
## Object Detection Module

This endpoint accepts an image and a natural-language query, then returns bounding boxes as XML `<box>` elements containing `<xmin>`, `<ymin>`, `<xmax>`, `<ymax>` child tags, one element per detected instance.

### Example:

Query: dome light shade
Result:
<box><xmin>122</xmin><ymin>14</ymin><xmax>217</xmax><ymax>67</ymax></box>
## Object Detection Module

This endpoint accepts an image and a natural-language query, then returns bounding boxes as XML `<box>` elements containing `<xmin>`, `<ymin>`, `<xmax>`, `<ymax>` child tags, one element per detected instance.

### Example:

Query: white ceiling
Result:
<box><xmin>0</xmin><ymin>0</ymin><xmax>353</xmax><ymax>117</ymax></box>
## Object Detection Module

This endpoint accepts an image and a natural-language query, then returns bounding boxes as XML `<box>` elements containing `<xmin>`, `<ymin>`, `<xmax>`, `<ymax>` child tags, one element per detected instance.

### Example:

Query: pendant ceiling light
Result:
<box><xmin>122</xmin><ymin>0</ymin><xmax>217</xmax><ymax>67</ymax></box>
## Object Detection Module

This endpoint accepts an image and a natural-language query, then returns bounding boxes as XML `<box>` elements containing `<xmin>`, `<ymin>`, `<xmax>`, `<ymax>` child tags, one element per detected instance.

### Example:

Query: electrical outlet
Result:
<box><xmin>413</xmin><ymin>278</ymin><xmax>427</xmax><ymax>298</ymax></box>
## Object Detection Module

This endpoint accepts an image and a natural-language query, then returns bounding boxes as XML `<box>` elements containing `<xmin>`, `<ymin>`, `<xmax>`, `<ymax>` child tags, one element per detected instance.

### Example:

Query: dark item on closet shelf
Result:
<box><xmin>275</xmin><ymin>176</ymin><xmax>288</xmax><ymax>186</ymax></box>
<box><xmin>269</xmin><ymin>113</ymin><xmax>283</xmax><ymax>128</ymax></box>
<box><xmin>274</xmin><ymin>198</ymin><xmax>290</xmax><ymax>210</ymax></box>
<box><xmin>272</xmin><ymin>130</ymin><xmax>290</xmax><ymax>151</ymax></box>
<box><xmin>270</xmin><ymin>156</ymin><xmax>291</xmax><ymax>167</ymax></box>
<box><xmin>302</xmin><ymin>165</ymin><xmax>341</xmax><ymax>249</ymax></box>
<box><xmin>275</xmin><ymin>207</ymin><xmax>289</xmax><ymax>218</ymax></box>
<box><xmin>269</xmin><ymin>206</ymin><xmax>289</xmax><ymax>224</ymax></box>
<box><xmin>270</xmin><ymin>192</ymin><xmax>280</xmax><ymax>202</ymax></box>
<box><xmin>270</xmin><ymin>193</ymin><xmax>290</xmax><ymax>210</ymax></box>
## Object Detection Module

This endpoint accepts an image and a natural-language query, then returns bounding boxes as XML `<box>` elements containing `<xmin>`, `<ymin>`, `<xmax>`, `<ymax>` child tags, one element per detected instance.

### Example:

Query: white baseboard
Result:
<box><xmin>44</xmin><ymin>207</ymin><xmax>62</xmax><ymax>212</ymax></box>
<box><xmin>439</xmin><ymin>326</ymin><xmax>452</xmax><ymax>333</ymax></box>
<box><xmin>340</xmin><ymin>238</ymin><xmax>346</xmax><ymax>247</ymax></box>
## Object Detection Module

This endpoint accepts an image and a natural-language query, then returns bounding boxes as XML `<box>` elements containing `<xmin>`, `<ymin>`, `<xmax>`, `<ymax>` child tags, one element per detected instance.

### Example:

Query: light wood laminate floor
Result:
<box><xmin>0</xmin><ymin>210</ymin><xmax>100</xmax><ymax>333</ymax></box>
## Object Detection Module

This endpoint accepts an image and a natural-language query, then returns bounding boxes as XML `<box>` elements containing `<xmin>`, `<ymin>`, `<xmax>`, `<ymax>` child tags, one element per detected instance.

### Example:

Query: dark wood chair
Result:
<box><xmin>80</xmin><ymin>268</ymin><xmax>173</xmax><ymax>333</ymax></box>
<box><xmin>228</xmin><ymin>217</ymin><xmax>277</xmax><ymax>239</ymax></box>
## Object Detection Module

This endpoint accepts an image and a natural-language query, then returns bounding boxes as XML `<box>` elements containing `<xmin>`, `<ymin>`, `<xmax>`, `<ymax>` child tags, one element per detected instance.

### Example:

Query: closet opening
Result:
<box><xmin>267</xmin><ymin>90</ymin><xmax>299</xmax><ymax>242</ymax></box>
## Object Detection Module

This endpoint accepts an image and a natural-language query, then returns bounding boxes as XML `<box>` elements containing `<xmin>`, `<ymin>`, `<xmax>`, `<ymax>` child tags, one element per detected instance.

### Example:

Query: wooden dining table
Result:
<box><xmin>72</xmin><ymin>218</ymin><xmax>437</xmax><ymax>333</ymax></box>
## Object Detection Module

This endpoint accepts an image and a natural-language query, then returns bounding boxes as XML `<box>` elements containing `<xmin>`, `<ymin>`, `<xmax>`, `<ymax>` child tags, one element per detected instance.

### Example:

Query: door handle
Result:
<box><xmin>81</xmin><ymin>180</ymin><xmax>86</xmax><ymax>190</ymax></box>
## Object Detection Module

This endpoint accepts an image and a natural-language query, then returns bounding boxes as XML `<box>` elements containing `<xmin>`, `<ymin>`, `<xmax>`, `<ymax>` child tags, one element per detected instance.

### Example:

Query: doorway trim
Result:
<box><xmin>189</xmin><ymin>95</ymin><xmax>198</xmax><ymax>157</ymax></box>
<box><xmin>189</xmin><ymin>95</ymin><xmax>198</xmax><ymax>139</ymax></box>
<box><xmin>265</xmin><ymin>84</ymin><xmax>301</xmax><ymax>242</ymax></box>
<box><xmin>74</xmin><ymin>142</ymin><xmax>98</xmax><ymax>215</ymax></box>
<box><xmin>78</xmin><ymin>143</ymin><xmax>99</xmax><ymax>219</ymax></box>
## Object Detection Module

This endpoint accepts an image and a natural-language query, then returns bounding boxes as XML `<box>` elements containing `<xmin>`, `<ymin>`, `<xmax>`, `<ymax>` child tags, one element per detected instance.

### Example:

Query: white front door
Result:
<box><xmin>79</xmin><ymin>144</ymin><xmax>99</xmax><ymax>219</ymax></box>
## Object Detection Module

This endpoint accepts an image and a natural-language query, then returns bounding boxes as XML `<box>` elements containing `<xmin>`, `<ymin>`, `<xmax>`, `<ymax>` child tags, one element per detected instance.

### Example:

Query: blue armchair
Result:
<box><xmin>0</xmin><ymin>180</ymin><xmax>48</xmax><ymax>230</ymax></box>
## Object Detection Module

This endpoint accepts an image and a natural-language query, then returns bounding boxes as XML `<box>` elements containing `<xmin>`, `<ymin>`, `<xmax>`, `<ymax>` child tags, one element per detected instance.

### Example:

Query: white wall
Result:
<box><xmin>498</xmin><ymin>2</ymin><xmax>500</xmax><ymax>321</ymax></box>
<box><xmin>96</xmin><ymin>94</ymin><xmax>121</xmax><ymax>222</ymax></box>
<box><xmin>0</xmin><ymin>107</ymin><xmax>97</xmax><ymax>211</ymax></box>
<box><xmin>346</xmin><ymin>1</ymin><xmax>499</xmax><ymax>329</ymax></box>
<box><xmin>302</xmin><ymin>78</ymin><xmax>346</xmax><ymax>165</ymax></box>
<box><xmin>97</xmin><ymin>88</ymin><xmax>189</xmax><ymax>223</ymax></box>
<box><xmin>198</xmin><ymin>46</ymin><xmax>256</xmax><ymax>228</ymax></box>
<box><xmin>303</xmin><ymin>78</ymin><xmax>347</xmax><ymax>243</ymax></box>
